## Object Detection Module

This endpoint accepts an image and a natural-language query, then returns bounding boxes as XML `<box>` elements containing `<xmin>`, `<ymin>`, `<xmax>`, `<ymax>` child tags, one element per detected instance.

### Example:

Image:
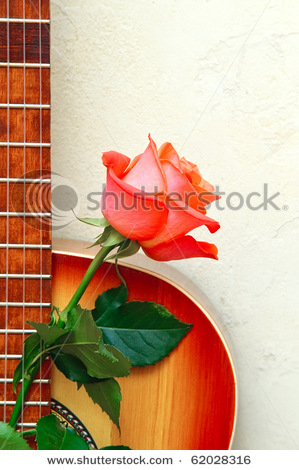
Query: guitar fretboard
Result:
<box><xmin>0</xmin><ymin>0</ymin><xmax>51</xmax><ymax>430</ymax></box>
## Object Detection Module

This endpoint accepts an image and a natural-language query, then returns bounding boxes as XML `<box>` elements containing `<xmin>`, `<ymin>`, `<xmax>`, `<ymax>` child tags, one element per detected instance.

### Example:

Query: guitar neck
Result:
<box><xmin>0</xmin><ymin>0</ymin><xmax>51</xmax><ymax>429</ymax></box>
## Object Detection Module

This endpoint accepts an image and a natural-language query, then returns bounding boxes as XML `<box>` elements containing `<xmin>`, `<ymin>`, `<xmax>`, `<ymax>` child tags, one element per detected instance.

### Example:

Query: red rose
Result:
<box><xmin>101</xmin><ymin>135</ymin><xmax>220</xmax><ymax>261</ymax></box>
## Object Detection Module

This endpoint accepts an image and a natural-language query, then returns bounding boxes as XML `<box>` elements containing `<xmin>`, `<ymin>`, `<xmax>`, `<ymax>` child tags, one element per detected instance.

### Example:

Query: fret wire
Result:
<box><xmin>0</xmin><ymin>379</ymin><xmax>50</xmax><ymax>383</ymax></box>
<box><xmin>0</xmin><ymin>103</ymin><xmax>50</xmax><ymax>109</ymax></box>
<box><xmin>0</xmin><ymin>178</ymin><xmax>51</xmax><ymax>182</ymax></box>
<box><xmin>0</xmin><ymin>63</ymin><xmax>50</xmax><ymax>68</ymax></box>
<box><xmin>0</xmin><ymin>355</ymin><xmax>50</xmax><ymax>361</ymax></box>
<box><xmin>0</xmin><ymin>302</ymin><xmax>51</xmax><ymax>307</ymax></box>
<box><xmin>0</xmin><ymin>274</ymin><xmax>51</xmax><ymax>279</ymax></box>
<box><xmin>0</xmin><ymin>18</ymin><xmax>50</xmax><ymax>24</ymax></box>
<box><xmin>0</xmin><ymin>244</ymin><xmax>51</xmax><ymax>248</ymax></box>
<box><xmin>0</xmin><ymin>212</ymin><xmax>51</xmax><ymax>217</ymax></box>
<box><xmin>0</xmin><ymin>401</ymin><xmax>50</xmax><ymax>406</ymax></box>
<box><xmin>0</xmin><ymin>329</ymin><xmax>37</xmax><ymax>333</ymax></box>
<box><xmin>0</xmin><ymin>142</ymin><xmax>51</xmax><ymax>147</ymax></box>
<box><xmin>16</xmin><ymin>423</ymin><xmax>37</xmax><ymax>428</ymax></box>
<box><xmin>0</xmin><ymin>355</ymin><xmax>22</xmax><ymax>359</ymax></box>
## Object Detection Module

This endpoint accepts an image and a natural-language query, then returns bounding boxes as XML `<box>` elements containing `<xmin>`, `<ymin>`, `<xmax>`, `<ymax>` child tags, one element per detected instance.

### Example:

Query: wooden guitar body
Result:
<box><xmin>51</xmin><ymin>239</ymin><xmax>237</xmax><ymax>450</ymax></box>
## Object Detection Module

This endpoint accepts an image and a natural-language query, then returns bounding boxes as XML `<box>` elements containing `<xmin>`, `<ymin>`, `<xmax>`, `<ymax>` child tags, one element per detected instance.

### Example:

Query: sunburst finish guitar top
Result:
<box><xmin>52</xmin><ymin>240</ymin><xmax>237</xmax><ymax>450</ymax></box>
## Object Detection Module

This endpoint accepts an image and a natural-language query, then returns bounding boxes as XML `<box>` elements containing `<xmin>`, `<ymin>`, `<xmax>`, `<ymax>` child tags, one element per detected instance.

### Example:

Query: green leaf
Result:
<box><xmin>93</xmin><ymin>284</ymin><xmax>128</xmax><ymax>325</ymax></box>
<box><xmin>0</xmin><ymin>422</ymin><xmax>32</xmax><ymax>450</ymax></box>
<box><xmin>100</xmin><ymin>445</ymin><xmax>132</xmax><ymax>450</ymax></box>
<box><xmin>61</xmin><ymin>306</ymin><xmax>131</xmax><ymax>379</ymax></box>
<box><xmin>84</xmin><ymin>378</ymin><xmax>122</xmax><ymax>429</ymax></box>
<box><xmin>106</xmin><ymin>239</ymin><xmax>140</xmax><ymax>261</ymax></box>
<box><xmin>60</xmin><ymin>340</ymin><xmax>130</xmax><ymax>380</ymax></box>
<box><xmin>50</xmin><ymin>352</ymin><xmax>99</xmax><ymax>384</ymax></box>
<box><xmin>87</xmin><ymin>225</ymin><xmax>113</xmax><ymax>248</ymax></box>
<box><xmin>87</xmin><ymin>225</ymin><xmax>126</xmax><ymax>249</ymax></box>
<box><xmin>13</xmin><ymin>332</ymin><xmax>41</xmax><ymax>393</ymax></box>
<box><xmin>60</xmin><ymin>427</ymin><xmax>90</xmax><ymax>450</ymax></box>
<box><xmin>36</xmin><ymin>415</ymin><xmax>65</xmax><ymax>450</ymax></box>
<box><xmin>36</xmin><ymin>415</ymin><xmax>90</xmax><ymax>450</ymax></box>
<box><xmin>101</xmin><ymin>227</ymin><xmax>126</xmax><ymax>247</ymax></box>
<box><xmin>49</xmin><ymin>306</ymin><xmax>59</xmax><ymax>326</ymax></box>
<box><xmin>27</xmin><ymin>321</ymin><xmax>67</xmax><ymax>346</ymax></box>
<box><xmin>105</xmin><ymin>344</ymin><xmax>133</xmax><ymax>374</ymax></box>
<box><xmin>96</xmin><ymin>301</ymin><xmax>193</xmax><ymax>366</ymax></box>
<box><xmin>14</xmin><ymin>320</ymin><xmax>69</xmax><ymax>393</ymax></box>
<box><xmin>75</xmin><ymin>215</ymin><xmax>110</xmax><ymax>228</ymax></box>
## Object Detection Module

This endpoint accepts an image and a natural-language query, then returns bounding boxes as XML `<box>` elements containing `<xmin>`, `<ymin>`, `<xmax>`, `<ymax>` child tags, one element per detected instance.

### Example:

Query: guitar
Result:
<box><xmin>0</xmin><ymin>0</ymin><xmax>237</xmax><ymax>450</ymax></box>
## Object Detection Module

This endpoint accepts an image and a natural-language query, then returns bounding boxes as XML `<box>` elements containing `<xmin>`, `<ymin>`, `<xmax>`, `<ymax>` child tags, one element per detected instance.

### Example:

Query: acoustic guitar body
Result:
<box><xmin>51</xmin><ymin>240</ymin><xmax>237</xmax><ymax>450</ymax></box>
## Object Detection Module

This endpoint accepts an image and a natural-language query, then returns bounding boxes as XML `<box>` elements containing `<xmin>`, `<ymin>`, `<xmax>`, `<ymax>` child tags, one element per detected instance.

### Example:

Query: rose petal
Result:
<box><xmin>192</xmin><ymin>183</ymin><xmax>220</xmax><ymax>205</ymax></box>
<box><xmin>161</xmin><ymin>160</ymin><xmax>207</xmax><ymax>211</ymax></box>
<box><xmin>158</xmin><ymin>142</ymin><xmax>181</xmax><ymax>168</ymax></box>
<box><xmin>101</xmin><ymin>168</ymin><xmax>168</xmax><ymax>241</ymax></box>
<box><xmin>159</xmin><ymin>146</ymin><xmax>218</xmax><ymax>205</ymax></box>
<box><xmin>141</xmin><ymin>200</ymin><xmax>220</xmax><ymax>248</ymax></box>
<box><xmin>102</xmin><ymin>151</ymin><xmax>131</xmax><ymax>177</ymax></box>
<box><xmin>180</xmin><ymin>157</ymin><xmax>215</xmax><ymax>192</ymax></box>
<box><xmin>122</xmin><ymin>153</ymin><xmax>142</xmax><ymax>174</ymax></box>
<box><xmin>122</xmin><ymin>135</ymin><xmax>166</xmax><ymax>193</ymax></box>
<box><xmin>141</xmin><ymin>235</ymin><xmax>218</xmax><ymax>261</ymax></box>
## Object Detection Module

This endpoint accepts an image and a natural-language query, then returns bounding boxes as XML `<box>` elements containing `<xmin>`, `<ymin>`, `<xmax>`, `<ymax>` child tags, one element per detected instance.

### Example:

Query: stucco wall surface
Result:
<box><xmin>50</xmin><ymin>0</ymin><xmax>299</xmax><ymax>449</ymax></box>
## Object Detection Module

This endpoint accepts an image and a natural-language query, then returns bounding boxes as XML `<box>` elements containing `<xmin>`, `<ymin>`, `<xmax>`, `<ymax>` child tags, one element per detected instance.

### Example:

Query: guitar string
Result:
<box><xmin>38</xmin><ymin>0</ymin><xmax>43</xmax><ymax>422</ymax></box>
<box><xmin>3</xmin><ymin>0</ymin><xmax>10</xmax><ymax>425</ymax></box>
<box><xmin>21</xmin><ymin>0</ymin><xmax>26</xmax><ymax>434</ymax></box>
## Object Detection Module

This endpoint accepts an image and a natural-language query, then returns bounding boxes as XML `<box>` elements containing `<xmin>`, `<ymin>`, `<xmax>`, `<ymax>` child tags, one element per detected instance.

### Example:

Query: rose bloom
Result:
<box><xmin>101</xmin><ymin>135</ymin><xmax>220</xmax><ymax>261</ymax></box>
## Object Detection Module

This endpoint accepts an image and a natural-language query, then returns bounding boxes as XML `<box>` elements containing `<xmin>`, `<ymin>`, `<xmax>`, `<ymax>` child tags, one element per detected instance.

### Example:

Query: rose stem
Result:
<box><xmin>9</xmin><ymin>244</ymin><xmax>114</xmax><ymax>428</ymax></box>
<box><xmin>59</xmin><ymin>244</ymin><xmax>114</xmax><ymax>322</ymax></box>
<box><xmin>9</xmin><ymin>361</ymin><xmax>40</xmax><ymax>429</ymax></box>
<box><xmin>21</xmin><ymin>429</ymin><xmax>37</xmax><ymax>438</ymax></box>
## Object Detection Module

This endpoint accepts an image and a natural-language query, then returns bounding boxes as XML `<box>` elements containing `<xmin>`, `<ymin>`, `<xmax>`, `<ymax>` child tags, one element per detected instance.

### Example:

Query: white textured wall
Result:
<box><xmin>50</xmin><ymin>0</ymin><xmax>299</xmax><ymax>449</ymax></box>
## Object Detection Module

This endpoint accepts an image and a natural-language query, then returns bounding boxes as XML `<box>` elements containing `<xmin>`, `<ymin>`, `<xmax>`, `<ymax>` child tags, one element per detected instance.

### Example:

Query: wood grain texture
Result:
<box><xmin>0</xmin><ymin>148</ymin><xmax>51</xmax><ymax>178</ymax></box>
<box><xmin>51</xmin><ymin>252</ymin><xmax>236</xmax><ymax>450</ymax></box>
<box><xmin>1</xmin><ymin>0</ymin><xmax>50</xmax><ymax>19</ymax></box>
<box><xmin>0</xmin><ymin>108</ymin><xmax>50</xmax><ymax>143</ymax></box>
<box><xmin>0</xmin><ymin>306</ymin><xmax>51</xmax><ymax>329</ymax></box>
<box><xmin>0</xmin><ymin>68</ymin><xmax>50</xmax><ymax>105</ymax></box>
<box><xmin>0</xmin><ymin>216</ymin><xmax>51</xmax><ymax>244</ymax></box>
<box><xmin>0</xmin><ymin>182</ymin><xmax>51</xmax><ymax>212</ymax></box>
<box><xmin>0</xmin><ymin>0</ymin><xmax>51</xmax><ymax>426</ymax></box>
<box><xmin>0</xmin><ymin>23</ymin><xmax>50</xmax><ymax>63</ymax></box>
